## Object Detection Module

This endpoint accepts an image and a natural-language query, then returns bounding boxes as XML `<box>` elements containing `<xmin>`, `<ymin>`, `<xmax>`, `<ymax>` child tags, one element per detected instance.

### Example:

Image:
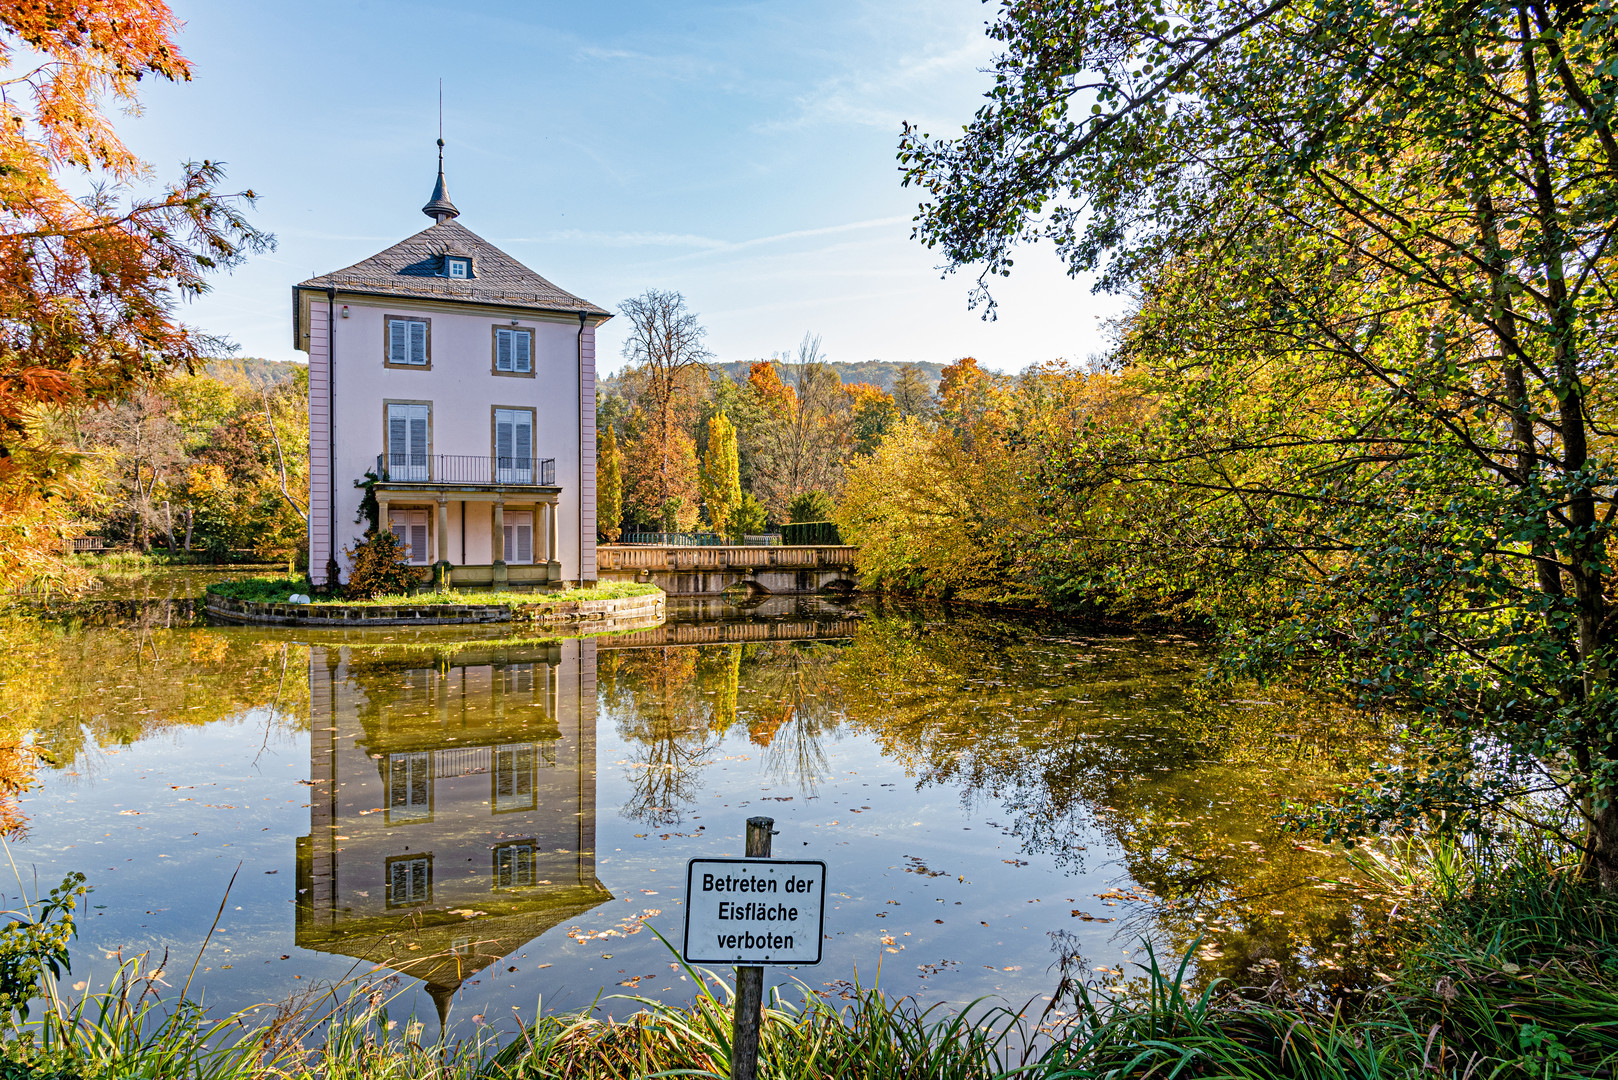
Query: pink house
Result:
<box><xmin>294</xmin><ymin>145</ymin><xmax>610</xmax><ymax>590</ymax></box>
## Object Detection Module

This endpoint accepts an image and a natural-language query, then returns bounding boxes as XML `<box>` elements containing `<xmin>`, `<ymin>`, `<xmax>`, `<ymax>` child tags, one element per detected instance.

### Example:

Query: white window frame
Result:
<box><xmin>493</xmin><ymin>407</ymin><xmax>534</xmax><ymax>483</ymax></box>
<box><xmin>446</xmin><ymin>257</ymin><xmax>470</xmax><ymax>279</ymax></box>
<box><xmin>389</xmin><ymin>508</ymin><xmax>432</xmax><ymax>566</ymax></box>
<box><xmin>386</xmin><ymin>751</ymin><xmax>432</xmax><ymax>822</ymax></box>
<box><xmin>494</xmin><ymin>327</ymin><xmax>533</xmax><ymax>374</ymax></box>
<box><xmin>503</xmin><ymin>510</ymin><xmax>534</xmax><ymax>565</ymax></box>
<box><xmin>385</xmin><ymin>316</ymin><xmax>430</xmax><ymax>367</ymax></box>
<box><xmin>492</xmin><ymin>743</ymin><xmax>538</xmax><ymax>813</ymax></box>
<box><xmin>387</xmin><ymin>854</ymin><xmax>432</xmax><ymax>907</ymax></box>
<box><xmin>386</xmin><ymin>402</ymin><xmax>431</xmax><ymax>481</ymax></box>
<box><xmin>493</xmin><ymin>841</ymin><xmax>539</xmax><ymax>889</ymax></box>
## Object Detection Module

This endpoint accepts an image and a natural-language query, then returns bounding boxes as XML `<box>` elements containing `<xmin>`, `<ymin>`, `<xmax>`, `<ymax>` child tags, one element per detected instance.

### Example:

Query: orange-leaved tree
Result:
<box><xmin>0</xmin><ymin>0</ymin><xmax>271</xmax><ymax>582</ymax></box>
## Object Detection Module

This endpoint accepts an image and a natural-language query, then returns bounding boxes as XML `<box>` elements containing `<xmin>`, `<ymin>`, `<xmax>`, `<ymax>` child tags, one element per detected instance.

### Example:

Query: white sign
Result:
<box><xmin>682</xmin><ymin>857</ymin><xmax>826</xmax><ymax>966</ymax></box>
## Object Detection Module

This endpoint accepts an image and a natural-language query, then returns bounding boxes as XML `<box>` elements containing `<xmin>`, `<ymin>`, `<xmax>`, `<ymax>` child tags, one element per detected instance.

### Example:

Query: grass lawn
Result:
<box><xmin>208</xmin><ymin>578</ymin><xmax>661</xmax><ymax>607</ymax></box>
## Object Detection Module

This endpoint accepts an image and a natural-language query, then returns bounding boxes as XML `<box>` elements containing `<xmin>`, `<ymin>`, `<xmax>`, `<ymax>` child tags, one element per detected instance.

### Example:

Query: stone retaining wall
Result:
<box><xmin>205</xmin><ymin>590</ymin><xmax>664</xmax><ymax>628</ymax></box>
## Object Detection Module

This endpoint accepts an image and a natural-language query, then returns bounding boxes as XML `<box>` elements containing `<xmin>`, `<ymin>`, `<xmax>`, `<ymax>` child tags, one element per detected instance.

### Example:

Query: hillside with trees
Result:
<box><xmin>597</xmin><ymin>300</ymin><xmax>952</xmax><ymax>536</ymax></box>
<box><xmin>709</xmin><ymin>359</ymin><xmax>944</xmax><ymax>397</ymax></box>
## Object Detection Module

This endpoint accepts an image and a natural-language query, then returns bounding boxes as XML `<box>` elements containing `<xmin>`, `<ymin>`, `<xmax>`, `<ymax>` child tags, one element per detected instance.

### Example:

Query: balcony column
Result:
<box><xmin>375</xmin><ymin>495</ymin><xmax>390</xmax><ymax>537</ymax></box>
<box><xmin>433</xmin><ymin>496</ymin><xmax>451</xmax><ymax>591</ymax></box>
<box><xmin>546</xmin><ymin>499</ymin><xmax>562</xmax><ymax>582</ymax></box>
<box><xmin>540</xmin><ymin>498</ymin><xmax>553</xmax><ymax>566</ymax></box>
<box><xmin>491</xmin><ymin>499</ymin><xmax>508</xmax><ymax>591</ymax></box>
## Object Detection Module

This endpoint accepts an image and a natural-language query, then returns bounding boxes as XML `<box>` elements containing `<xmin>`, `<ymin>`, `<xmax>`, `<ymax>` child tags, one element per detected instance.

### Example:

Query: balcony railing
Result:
<box><xmin>375</xmin><ymin>453</ymin><xmax>557</xmax><ymax>486</ymax></box>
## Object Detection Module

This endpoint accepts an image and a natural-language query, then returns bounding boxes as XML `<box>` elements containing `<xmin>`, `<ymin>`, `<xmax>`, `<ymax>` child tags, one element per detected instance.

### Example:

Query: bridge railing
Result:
<box><xmin>596</xmin><ymin>544</ymin><xmax>856</xmax><ymax>573</ymax></box>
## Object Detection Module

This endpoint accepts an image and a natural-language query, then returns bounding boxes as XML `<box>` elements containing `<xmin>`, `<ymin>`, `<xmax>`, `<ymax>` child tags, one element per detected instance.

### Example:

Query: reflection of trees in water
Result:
<box><xmin>600</xmin><ymin>642</ymin><xmax>849</xmax><ymax>824</ymax></box>
<box><xmin>736</xmin><ymin>642</ymin><xmax>844</xmax><ymax>792</ymax></box>
<box><xmin>0</xmin><ymin>609</ymin><xmax>312</xmax><ymax>833</ymax></box>
<box><xmin>836</xmin><ymin>607</ymin><xmax>1394</xmax><ymax>993</ymax></box>
<box><xmin>603</xmin><ymin>647</ymin><xmax>720</xmax><ymax>826</ymax></box>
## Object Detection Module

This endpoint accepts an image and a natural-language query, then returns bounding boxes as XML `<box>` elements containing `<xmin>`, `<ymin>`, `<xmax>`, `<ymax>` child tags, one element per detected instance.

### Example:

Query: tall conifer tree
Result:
<box><xmin>700</xmin><ymin>410</ymin><xmax>742</xmax><ymax>538</ymax></box>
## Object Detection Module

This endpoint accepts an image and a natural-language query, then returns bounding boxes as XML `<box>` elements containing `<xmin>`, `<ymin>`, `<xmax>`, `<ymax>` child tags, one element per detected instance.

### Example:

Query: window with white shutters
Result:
<box><xmin>389</xmin><ymin>508</ymin><xmax>431</xmax><ymax>565</ymax></box>
<box><xmin>387</xmin><ymin>855</ymin><xmax>432</xmax><ymax>906</ymax></box>
<box><xmin>386</xmin><ymin>403</ymin><xmax>430</xmax><ymax>481</ymax></box>
<box><xmin>493</xmin><ymin>841</ymin><xmax>538</xmax><ymax>888</ymax></box>
<box><xmin>503</xmin><ymin>510</ymin><xmax>533</xmax><ymax>565</ymax></box>
<box><xmin>493</xmin><ymin>744</ymin><xmax>537</xmax><ymax>813</ymax></box>
<box><xmin>493</xmin><ymin>408</ymin><xmax>533</xmax><ymax>483</ymax></box>
<box><xmin>494</xmin><ymin>327</ymin><xmax>533</xmax><ymax>374</ymax></box>
<box><xmin>386</xmin><ymin>752</ymin><xmax>432</xmax><ymax>823</ymax></box>
<box><xmin>385</xmin><ymin>316</ymin><xmax>430</xmax><ymax>367</ymax></box>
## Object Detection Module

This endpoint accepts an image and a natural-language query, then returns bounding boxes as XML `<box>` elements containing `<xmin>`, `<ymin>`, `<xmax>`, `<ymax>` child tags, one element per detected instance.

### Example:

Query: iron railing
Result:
<box><xmin>375</xmin><ymin>453</ymin><xmax>556</xmax><ymax>486</ymax></box>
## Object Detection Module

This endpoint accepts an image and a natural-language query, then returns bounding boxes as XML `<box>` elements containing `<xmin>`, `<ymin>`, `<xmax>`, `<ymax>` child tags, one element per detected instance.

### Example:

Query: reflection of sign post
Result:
<box><xmin>683</xmin><ymin>817</ymin><xmax>825</xmax><ymax>1080</ymax></box>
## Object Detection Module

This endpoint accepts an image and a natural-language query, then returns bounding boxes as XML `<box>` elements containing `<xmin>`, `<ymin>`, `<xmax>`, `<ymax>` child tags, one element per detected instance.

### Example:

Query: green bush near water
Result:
<box><xmin>7</xmin><ymin>840</ymin><xmax>1618</xmax><ymax>1078</ymax></box>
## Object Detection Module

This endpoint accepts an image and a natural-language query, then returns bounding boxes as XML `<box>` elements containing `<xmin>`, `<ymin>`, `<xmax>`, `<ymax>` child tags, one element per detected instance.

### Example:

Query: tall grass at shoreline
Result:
<box><xmin>6</xmin><ymin>838</ymin><xmax>1618</xmax><ymax>1078</ymax></box>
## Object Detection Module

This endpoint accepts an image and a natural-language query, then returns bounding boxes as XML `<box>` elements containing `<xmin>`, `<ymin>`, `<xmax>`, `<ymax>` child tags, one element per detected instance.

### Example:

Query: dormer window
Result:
<box><xmin>445</xmin><ymin>256</ymin><xmax>471</xmax><ymax>279</ymax></box>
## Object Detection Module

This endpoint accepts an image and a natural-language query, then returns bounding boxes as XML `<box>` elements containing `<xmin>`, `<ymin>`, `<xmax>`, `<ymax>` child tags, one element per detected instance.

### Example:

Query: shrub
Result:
<box><xmin>0</xmin><ymin>873</ymin><xmax>86</xmax><ymax>1020</ymax></box>
<box><xmin>728</xmin><ymin>493</ymin><xmax>767</xmax><ymax>539</ymax></box>
<box><xmin>343</xmin><ymin>532</ymin><xmax>419</xmax><ymax>599</ymax></box>
<box><xmin>788</xmin><ymin>490</ymin><xmax>835</xmax><ymax>524</ymax></box>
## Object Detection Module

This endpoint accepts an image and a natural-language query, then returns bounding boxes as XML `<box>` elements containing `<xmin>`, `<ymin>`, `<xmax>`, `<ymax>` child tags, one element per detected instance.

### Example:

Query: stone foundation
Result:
<box><xmin>205</xmin><ymin>590</ymin><xmax>664</xmax><ymax>629</ymax></box>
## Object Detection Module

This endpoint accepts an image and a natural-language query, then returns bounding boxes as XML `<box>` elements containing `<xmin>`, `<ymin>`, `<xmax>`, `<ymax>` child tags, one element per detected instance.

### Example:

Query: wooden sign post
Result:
<box><xmin>683</xmin><ymin>816</ymin><xmax>826</xmax><ymax>1080</ymax></box>
<box><xmin>731</xmin><ymin>817</ymin><xmax>771</xmax><ymax>1080</ymax></box>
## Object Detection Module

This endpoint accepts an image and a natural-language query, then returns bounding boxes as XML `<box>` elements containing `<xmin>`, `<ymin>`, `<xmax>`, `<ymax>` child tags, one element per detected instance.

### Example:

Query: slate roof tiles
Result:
<box><xmin>296</xmin><ymin>219</ymin><xmax>608</xmax><ymax>317</ymax></box>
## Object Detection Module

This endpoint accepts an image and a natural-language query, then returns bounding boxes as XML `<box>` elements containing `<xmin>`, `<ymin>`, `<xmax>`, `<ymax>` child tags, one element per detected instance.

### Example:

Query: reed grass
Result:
<box><xmin>6</xmin><ymin>839</ymin><xmax>1617</xmax><ymax>1079</ymax></box>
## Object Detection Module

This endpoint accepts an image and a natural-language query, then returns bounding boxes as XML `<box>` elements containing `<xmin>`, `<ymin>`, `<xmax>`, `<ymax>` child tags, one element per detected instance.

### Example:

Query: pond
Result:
<box><xmin>0</xmin><ymin>572</ymin><xmax>1391</xmax><ymax>1035</ymax></box>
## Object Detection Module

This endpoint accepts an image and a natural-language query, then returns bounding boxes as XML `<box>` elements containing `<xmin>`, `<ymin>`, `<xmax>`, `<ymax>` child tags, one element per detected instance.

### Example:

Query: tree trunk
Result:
<box><xmin>134</xmin><ymin>469</ymin><xmax>149</xmax><ymax>553</ymax></box>
<box><xmin>184</xmin><ymin>506</ymin><xmax>194</xmax><ymax>551</ymax></box>
<box><xmin>1586</xmin><ymin>799</ymin><xmax>1618</xmax><ymax>890</ymax></box>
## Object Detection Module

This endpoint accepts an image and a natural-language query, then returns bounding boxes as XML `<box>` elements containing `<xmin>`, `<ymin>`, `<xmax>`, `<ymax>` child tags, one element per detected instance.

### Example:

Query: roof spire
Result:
<box><xmin>422</xmin><ymin>88</ymin><xmax>458</xmax><ymax>223</ymax></box>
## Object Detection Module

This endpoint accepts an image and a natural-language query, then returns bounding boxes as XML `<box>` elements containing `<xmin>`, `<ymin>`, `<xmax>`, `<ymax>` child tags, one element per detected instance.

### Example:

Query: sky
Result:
<box><xmin>118</xmin><ymin>0</ymin><xmax>1123</xmax><ymax>375</ymax></box>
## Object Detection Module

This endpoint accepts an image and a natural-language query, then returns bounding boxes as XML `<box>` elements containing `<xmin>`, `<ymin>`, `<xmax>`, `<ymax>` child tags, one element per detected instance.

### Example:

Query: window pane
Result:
<box><xmin>409</xmin><ymin>419</ymin><xmax>427</xmax><ymax>465</ymax></box>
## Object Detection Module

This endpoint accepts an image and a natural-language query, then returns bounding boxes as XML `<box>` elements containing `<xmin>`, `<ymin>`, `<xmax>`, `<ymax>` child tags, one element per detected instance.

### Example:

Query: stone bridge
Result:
<box><xmin>596</xmin><ymin>544</ymin><xmax>858</xmax><ymax>597</ymax></box>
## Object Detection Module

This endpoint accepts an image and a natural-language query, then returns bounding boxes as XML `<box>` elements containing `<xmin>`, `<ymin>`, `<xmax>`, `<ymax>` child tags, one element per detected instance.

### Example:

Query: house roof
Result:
<box><xmin>294</xmin><ymin>218</ymin><xmax>610</xmax><ymax>318</ymax></box>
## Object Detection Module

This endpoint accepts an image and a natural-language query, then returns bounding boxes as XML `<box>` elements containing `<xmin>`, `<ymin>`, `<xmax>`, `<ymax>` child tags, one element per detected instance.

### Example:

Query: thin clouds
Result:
<box><xmin>499</xmin><ymin>215</ymin><xmax>907</xmax><ymax>259</ymax></box>
<box><xmin>757</xmin><ymin>3</ymin><xmax>992</xmax><ymax>135</ymax></box>
<box><xmin>573</xmin><ymin>43</ymin><xmax>727</xmax><ymax>82</ymax></box>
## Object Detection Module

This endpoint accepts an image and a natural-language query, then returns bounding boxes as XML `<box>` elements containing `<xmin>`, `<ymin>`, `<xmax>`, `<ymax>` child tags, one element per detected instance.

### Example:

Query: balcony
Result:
<box><xmin>376</xmin><ymin>453</ymin><xmax>557</xmax><ymax>488</ymax></box>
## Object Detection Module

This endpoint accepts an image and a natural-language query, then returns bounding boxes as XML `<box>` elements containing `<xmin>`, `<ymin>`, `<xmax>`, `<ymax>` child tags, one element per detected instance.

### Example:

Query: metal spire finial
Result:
<box><xmin>422</xmin><ymin>82</ymin><xmax>459</xmax><ymax>223</ymax></box>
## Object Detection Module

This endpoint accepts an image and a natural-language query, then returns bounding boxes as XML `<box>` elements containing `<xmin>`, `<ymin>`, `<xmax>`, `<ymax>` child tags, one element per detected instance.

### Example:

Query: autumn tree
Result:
<box><xmin>617</xmin><ymin>290</ymin><xmax>712</xmax><ymax>527</ymax></box>
<box><xmin>746</xmin><ymin>335</ymin><xmax>851</xmax><ymax>515</ymax></box>
<box><xmin>597</xmin><ymin>423</ymin><xmax>624</xmax><ymax>542</ymax></box>
<box><xmin>621</xmin><ymin>404</ymin><xmax>699</xmax><ymax>533</ymax></box>
<box><xmin>699</xmin><ymin>410</ymin><xmax>741</xmax><ymax>537</ymax></box>
<box><xmin>900</xmin><ymin>0</ymin><xmax>1618</xmax><ymax>884</ymax></box>
<box><xmin>0</xmin><ymin>1</ymin><xmax>271</xmax><ymax>580</ymax></box>
<box><xmin>846</xmin><ymin>382</ymin><xmax>899</xmax><ymax>456</ymax></box>
<box><xmin>79</xmin><ymin>390</ymin><xmax>186</xmax><ymax>551</ymax></box>
<box><xmin>891</xmin><ymin>366</ymin><xmax>936</xmax><ymax>418</ymax></box>
<box><xmin>72</xmin><ymin>364</ymin><xmax>308</xmax><ymax>560</ymax></box>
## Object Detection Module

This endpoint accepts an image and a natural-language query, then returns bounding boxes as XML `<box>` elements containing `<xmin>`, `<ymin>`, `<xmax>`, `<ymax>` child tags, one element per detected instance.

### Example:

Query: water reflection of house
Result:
<box><xmin>296</xmin><ymin>640</ymin><xmax>611</xmax><ymax>1024</ymax></box>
